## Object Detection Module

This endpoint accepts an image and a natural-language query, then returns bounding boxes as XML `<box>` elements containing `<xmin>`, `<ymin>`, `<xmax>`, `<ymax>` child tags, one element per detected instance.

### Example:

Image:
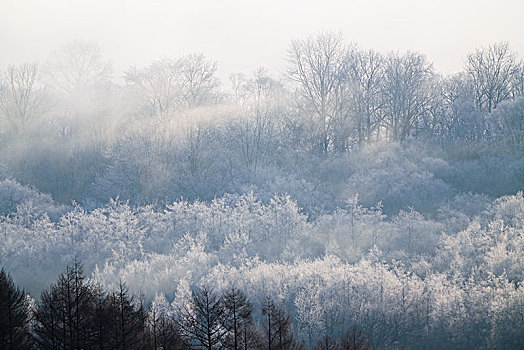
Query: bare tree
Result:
<box><xmin>0</xmin><ymin>63</ymin><xmax>49</xmax><ymax>134</ymax></box>
<box><xmin>177</xmin><ymin>286</ymin><xmax>228</xmax><ymax>350</ymax></box>
<box><xmin>345</xmin><ymin>49</ymin><xmax>386</xmax><ymax>145</ymax></box>
<box><xmin>109</xmin><ymin>281</ymin><xmax>147</xmax><ymax>350</ymax></box>
<box><xmin>228</xmin><ymin>68</ymin><xmax>283</xmax><ymax>175</ymax></box>
<box><xmin>466</xmin><ymin>42</ymin><xmax>520</xmax><ymax>113</ymax></box>
<box><xmin>222</xmin><ymin>287</ymin><xmax>253</xmax><ymax>350</ymax></box>
<box><xmin>510</xmin><ymin>61</ymin><xmax>524</xmax><ymax>99</ymax></box>
<box><xmin>489</xmin><ymin>97</ymin><xmax>524</xmax><ymax>152</ymax></box>
<box><xmin>338</xmin><ymin>328</ymin><xmax>370</xmax><ymax>350</ymax></box>
<box><xmin>439</xmin><ymin>73</ymin><xmax>484</xmax><ymax>142</ymax></box>
<box><xmin>286</xmin><ymin>32</ymin><xmax>348</xmax><ymax>154</ymax></box>
<box><xmin>0</xmin><ymin>268</ymin><xmax>31</xmax><ymax>349</ymax></box>
<box><xmin>45</xmin><ymin>40</ymin><xmax>112</xmax><ymax>96</ymax></box>
<box><xmin>382</xmin><ymin>52</ymin><xmax>434</xmax><ymax>141</ymax></box>
<box><xmin>312</xmin><ymin>335</ymin><xmax>338</xmax><ymax>350</ymax></box>
<box><xmin>261</xmin><ymin>297</ymin><xmax>295</xmax><ymax>350</ymax></box>
<box><xmin>32</xmin><ymin>261</ymin><xmax>97</xmax><ymax>349</ymax></box>
<box><xmin>125</xmin><ymin>59</ymin><xmax>180</xmax><ymax>117</ymax></box>
<box><xmin>148</xmin><ymin>297</ymin><xmax>186</xmax><ymax>350</ymax></box>
<box><xmin>178</xmin><ymin>53</ymin><xmax>221</xmax><ymax>107</ymax></box>
<box><xmin>126</xmin><ymin>54</ymin><xmax>221</xmax><ymax>117</ymax></box>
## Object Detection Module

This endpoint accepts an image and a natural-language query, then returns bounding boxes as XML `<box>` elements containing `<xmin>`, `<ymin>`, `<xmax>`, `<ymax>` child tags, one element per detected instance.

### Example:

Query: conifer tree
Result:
<box><xmin>0</xmin><ymin>268</ymin><xmax>31</xmax><ymax>349</ymax></box>
<box><xmin>222</xmin><ymin>287</ymin><xmax>253</xmax><ymax>350</ymax></box>
<box><xmin>177</xmin><ymin>286</ymin><xmax>227</xmax><ymax>350</ymax></box>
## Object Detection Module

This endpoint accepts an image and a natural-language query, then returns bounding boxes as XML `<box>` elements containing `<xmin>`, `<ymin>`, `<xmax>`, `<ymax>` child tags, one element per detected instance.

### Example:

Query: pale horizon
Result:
<box><xmin>1</xmin><ymin>0</ymin><xmax>523</xmax><ymax>82</ymax></box>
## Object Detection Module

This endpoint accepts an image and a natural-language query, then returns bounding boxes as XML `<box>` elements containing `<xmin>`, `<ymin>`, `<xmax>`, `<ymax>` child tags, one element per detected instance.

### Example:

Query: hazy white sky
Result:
<box><xmin>1</xmin><ymin>0</ymin><xmax>523</xmax><ymax>82</ymax></box>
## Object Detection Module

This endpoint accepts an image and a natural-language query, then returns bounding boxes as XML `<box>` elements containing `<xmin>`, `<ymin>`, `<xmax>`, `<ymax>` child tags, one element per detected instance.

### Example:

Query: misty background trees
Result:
<box><xmin>1</xmin><ymin>33</ymin><xmax>524</xmax><ymax>348</ymax></box>
<box><xmin>1</xmin><ymin>35</ymin><xmax>523</xmax><ymax>209</ymax></box>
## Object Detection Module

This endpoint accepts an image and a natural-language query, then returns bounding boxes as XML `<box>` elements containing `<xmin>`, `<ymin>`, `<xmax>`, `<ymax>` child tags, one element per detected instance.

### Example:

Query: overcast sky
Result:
<box><xmin>1</xmin><ymin>0</ymin><xmax>523</xmax><ymax>82</ymax></box>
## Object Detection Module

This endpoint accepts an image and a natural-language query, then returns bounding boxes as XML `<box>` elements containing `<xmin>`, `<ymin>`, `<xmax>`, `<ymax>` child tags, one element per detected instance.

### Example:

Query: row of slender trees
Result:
<box><xmin>1</xmin><ymin>35</ymin><xmax>522</xmax><ymax>146</ymax></box>
<box><xmin>0</xmin><ymin>263</ymin><xmax>370</xmax><ymax>350</ymax></box>
<box><xmin>286</xmin><ymin>34</ymin><xmax>523</xmax><ymax>150</ymax></box>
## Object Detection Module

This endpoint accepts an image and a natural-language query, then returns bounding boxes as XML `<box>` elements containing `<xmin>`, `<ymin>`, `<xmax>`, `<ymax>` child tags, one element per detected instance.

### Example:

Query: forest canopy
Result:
<box><xmin>1</xmin><ymin>34</ymin><xmax>524</xmax><ymax>349</ymax></box>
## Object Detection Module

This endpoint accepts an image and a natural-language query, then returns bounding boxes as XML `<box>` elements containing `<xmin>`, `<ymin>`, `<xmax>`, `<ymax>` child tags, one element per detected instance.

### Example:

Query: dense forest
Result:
<box><xmin>1</xmin><ymin>33</ymin><xmax>524</xmax><ymax>349</ymax></box>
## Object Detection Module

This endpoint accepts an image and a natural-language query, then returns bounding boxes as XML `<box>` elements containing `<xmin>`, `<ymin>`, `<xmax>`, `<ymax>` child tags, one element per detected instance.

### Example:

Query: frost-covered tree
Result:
<box><xmin>345</xmin><ymin>49</ymin><xmax>386</xmax><ymax>145</ymax></box>
<box><xmin>286</xmin><ymin>32</ymin><xmax>349</xmax><ymax>154</ymax></box>
<box><xmin>488</xmin><ymin>97</ymin><xmax>524</xmax><ymax>152</ymax></box>
<box><xmin>125</xmin><ymin>54</ymin><xmax>221</xmax><ymax>117</ymax></box>
<box><xmin>228</xmin><ymin>68</ymin><xmax>285</xmax><ymax>176</ymax></box>
<box><xmin>466</xmin><ymin>42</ymin><xmax>521</xmax><ymax>113</ymax></box>
<box><xmin>382</xmin><ymin>52</ymin><xmax>434</xmax><ymax>141</ymax></box>
<box><xmin>0</xmin><ymin>63</ymin><xmax>49</xmax><ymax>134</ymax></box>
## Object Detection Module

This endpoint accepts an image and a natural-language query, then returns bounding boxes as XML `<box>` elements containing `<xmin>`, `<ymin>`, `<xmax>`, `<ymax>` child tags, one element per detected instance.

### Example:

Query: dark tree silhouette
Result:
<box><xmin>32</xmin><ymin>261</ymin><xmax>96</xmax><ymax>349</ymax></box>
<box><xmin>33</xmin><ymin>263</ymin><xmax>149</xmax><ymax>350</ymax></box>
<box><xmin>177</xmin><ymin>286</ymin><xmax>228</xmax><ymax>350</ymax></box>
<box><xmin>222</xmin><ymin>287</ymin><xmax>253</xmax><ymax>350</ymax></box>
<box><xmin>338</xmin><ymin>328</ymin><xmax>370</xmax><ymax>350</ymax></box>
<box><xmin>261</xmin><ymin>297</ymin><xmax>296</xmax><ymax>350</ymax></box>
<box><xmin>148</xmin><ymin>301</ymin><xmax>187</xmax><ymax>350</ymax></box>
<box><xmin>105</xmin><ymin>281</ymin><xmax>147</xmax><ymax>350</ymax></box>
<box><xmin>0</xmin><ymin>268</ymin><xmax>31</xmax><ymax>349</ymax></box>
<box><xmin>312</xmin><ymin>335</ymin><xmax>338</xmax><ymax>350</ymax></box>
